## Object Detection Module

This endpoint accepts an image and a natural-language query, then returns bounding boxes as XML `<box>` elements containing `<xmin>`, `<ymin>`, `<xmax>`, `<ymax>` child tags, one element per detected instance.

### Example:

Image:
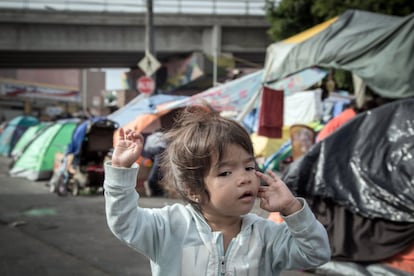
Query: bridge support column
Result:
<box><xmin>212</xmin><ymin>24</ymin><xmax>222</xmax><ymax>86</ymax></box>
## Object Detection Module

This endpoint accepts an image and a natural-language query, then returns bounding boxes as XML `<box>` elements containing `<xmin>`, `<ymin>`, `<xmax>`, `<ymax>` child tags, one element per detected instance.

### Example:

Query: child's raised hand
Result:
<box><xmin>256</xmin><ymin>170</ymin><xmax>302</xmax><ymax>216</ymax></box>
<box><xmin>112</xmin><ymin>128</ymin><xmax>144</xmax><ymax>168</ymax></box>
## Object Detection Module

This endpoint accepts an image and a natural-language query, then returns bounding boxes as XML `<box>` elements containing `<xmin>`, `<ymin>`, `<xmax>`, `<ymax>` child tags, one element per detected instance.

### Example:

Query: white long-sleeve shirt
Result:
<box><xmin>104</xmin><ymin>162</ymin><xmax>330</xmax><ymax>276</ymax></box>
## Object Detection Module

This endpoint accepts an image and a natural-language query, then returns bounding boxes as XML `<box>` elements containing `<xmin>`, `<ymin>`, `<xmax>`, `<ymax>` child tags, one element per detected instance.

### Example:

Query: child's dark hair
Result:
<box><xmin>160</xmin><ymin>104</ymin><xmax>254</xmax><ymax>211</ymax></box>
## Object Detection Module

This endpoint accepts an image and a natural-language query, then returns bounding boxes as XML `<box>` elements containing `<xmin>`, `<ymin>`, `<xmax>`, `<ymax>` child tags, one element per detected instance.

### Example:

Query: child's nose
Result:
<box><xmin>238</xmin><ymin>170</ymin><xmax>252</xmax><ymax>186</ymax></box>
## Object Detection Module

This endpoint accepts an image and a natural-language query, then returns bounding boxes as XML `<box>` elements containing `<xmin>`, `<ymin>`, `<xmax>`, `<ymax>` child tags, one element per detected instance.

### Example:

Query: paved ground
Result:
<box><xmin>0</xmin><ymin>155</ymin><xmax>315</xmax><ymax>276</ymax></box>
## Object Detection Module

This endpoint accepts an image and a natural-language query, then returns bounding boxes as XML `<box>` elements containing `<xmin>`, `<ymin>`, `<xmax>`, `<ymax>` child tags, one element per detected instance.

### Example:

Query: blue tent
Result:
<box><xmin>0</xmin><ymin>115</ymin><xmax>39</xmax><ymax>156</ymax></box>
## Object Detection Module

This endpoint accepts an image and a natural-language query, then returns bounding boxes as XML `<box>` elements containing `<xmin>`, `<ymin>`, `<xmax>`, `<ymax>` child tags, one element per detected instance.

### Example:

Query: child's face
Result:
<box><xmin>202</xmin><ymin>144</ymin><xmax>260</xmax><ymax>218</ymax></box>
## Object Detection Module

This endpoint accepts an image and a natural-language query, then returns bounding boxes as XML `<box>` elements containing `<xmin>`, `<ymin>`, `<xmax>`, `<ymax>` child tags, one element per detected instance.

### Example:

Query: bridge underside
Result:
<box><xmin>0</xmin><ymin>50</ymin><xmax>265</xmax><ymax>69</ymax></box>
<box><xmin>0</xmin><ymin>9</ymin><xmax>270</xmax><ymax>69</ymax></box>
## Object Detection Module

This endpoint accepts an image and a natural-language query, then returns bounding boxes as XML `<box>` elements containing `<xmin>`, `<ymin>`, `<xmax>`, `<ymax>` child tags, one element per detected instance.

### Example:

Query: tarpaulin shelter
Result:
<box><xmin>109</xmin><ymin>68</ymin><xmax>327</xmax><ymax>161</ymax></box>
<box><xmin>282</xmin><ymin>98</ymin><xmax>414</xmax><ymax>263</ymax></box>
<box><xmin>264</xmin><ymin>9</ymin><xmax>414</xmax><ymax>99</ymax></box>
<box><xmin>159</xmin><ymin>68</ymin><xmax>327</xmax><ymax>117</ymax></box>
<box><xmin>284</xmin><ymin>98</ymin><xmax>414</xmax><ymax>221</ymax></box>
<box><xmin>158</xmin><ymin>67</ymin><xmax>326</xmax><ymax>143</ymax></box>
<box><xmin>121</xmin><ymin>107</ymin><xmax>185</xmax><ymax>137</ymax></box>
<box><xmin>154</xmin><ymin>68</ymin><xmax>327</xmax><ymax>159</ymax></box>
<box><xmin>158</xmin><ymin>70</ymin><xmax>265</xmax><ymax>115</ymax></box>
<box><xmin>108</xmin><ymin>94</ymin><xmax>188</xmax><ymax>147</ymax></box>
<box><xmin>110</xmin><ymin>71</ymin><xmax>268</xmax><ymax>144</ymax></box>
<box><xmin>108</xmin><ymin>94</ymin><xmax>188</xmax><ymax>128</ymax></box>
<box><xmin>9</xmin><ymin>119</ymin><xmax>78</xmax><ymax>181</ymax></box>
<box><xmin>263</xmin><ymin>10</ymin><xmax>414</xmax><ymax>275</ymax></box>
<box><xmin>0</xmin><ymin>115</ymin><xmax>39</xmax><ymax>156</ymax></box>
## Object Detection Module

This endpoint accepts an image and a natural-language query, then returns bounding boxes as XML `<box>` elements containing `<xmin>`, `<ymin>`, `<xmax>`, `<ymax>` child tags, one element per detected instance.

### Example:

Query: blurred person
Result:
<box><xmin>142</xmin><ymin>130</ymin><xmax>166</xmax><ymax>196</ymax></box>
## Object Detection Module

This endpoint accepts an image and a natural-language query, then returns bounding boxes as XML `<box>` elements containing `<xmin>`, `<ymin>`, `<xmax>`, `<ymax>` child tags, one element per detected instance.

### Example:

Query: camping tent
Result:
<box><xmin>10</xmin><ymin>122</ymin><xmax>49</xmax><ymax>160</ymax></box>
<box><xmin>0</xmin><ymin>115</ymin><xmax>39</xmax><ymax>156</ymax></box>
<box><xmin>9</xmin><ymin>119</ymin><xmax>78</xmax><ymax>181</ymax></box>
<box><xmin>264</xmin><ymin>9</ymin><xmax>414</xmax><ymax>99</ymax></box>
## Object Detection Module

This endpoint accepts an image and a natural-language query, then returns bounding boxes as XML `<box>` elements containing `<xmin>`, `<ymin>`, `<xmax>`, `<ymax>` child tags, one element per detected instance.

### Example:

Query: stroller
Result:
<box><xmin>49</xmin><ymin>118</ymin><xmax>118</xmax><ymax>196</ymax></box>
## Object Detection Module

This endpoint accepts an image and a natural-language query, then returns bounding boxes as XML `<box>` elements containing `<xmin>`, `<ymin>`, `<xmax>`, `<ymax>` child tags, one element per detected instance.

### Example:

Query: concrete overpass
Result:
<box><xmin>0</xmin><ymin>7</ymin><xmax>271</xmax><ymax>69</ymax></box>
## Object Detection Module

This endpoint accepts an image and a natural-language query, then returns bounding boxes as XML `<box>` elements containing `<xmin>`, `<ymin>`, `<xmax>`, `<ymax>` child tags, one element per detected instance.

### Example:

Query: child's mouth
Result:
<box><xmin>239</xmin><ymin>191</ymin><xmax>254</xmax><ymax>201</ymax></box>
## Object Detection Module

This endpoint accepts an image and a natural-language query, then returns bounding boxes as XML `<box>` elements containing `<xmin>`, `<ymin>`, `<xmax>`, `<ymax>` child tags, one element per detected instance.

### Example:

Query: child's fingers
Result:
<box><xmin>258</xmin><ymin>186</ymin><xmax>268</xmax><ymax>197</ymax></box>
<box><xmin>267</xmin><ymin>170</ymin><xmax>281</xmax><ymax>181</ymax></box>
<box><xmin>258</xmin><ymin>186</ymin><xmax>268</xmax><ymax>192</ymax></box>
<box><xmin>133</xmin><ymin>132</ymin><xmax>144</xmax><ymax>143</ymax></box>
<box><xmin>119</xmin><ymin>128</ymin><xmax>125</xmax><ymax>140</ymax></box>
<box><xmin>124</xmin><ymin>128</ymin><xmax>132</xmax><ymax>136</ymax></box>
<box><xmin>255</xmin><ymin>170</ymin><xmax>277</xmax><ymax>186</ymax></box>
<box><xmin>123</xmin><ymin>129</ymin><xmax>137</xmax><ymax>141</ymax></box>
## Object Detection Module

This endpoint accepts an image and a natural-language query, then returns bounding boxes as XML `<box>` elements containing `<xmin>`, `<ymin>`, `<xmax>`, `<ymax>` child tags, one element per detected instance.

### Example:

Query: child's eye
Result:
<box><xmin>246</xmin><ymin>166</ymin><xmax>255</xmax><ymax>171</ymax></box>
<box><xmin>218</xmin><ymin>171</ymin><xmax>231</xmax><ymax>177</ymax></box>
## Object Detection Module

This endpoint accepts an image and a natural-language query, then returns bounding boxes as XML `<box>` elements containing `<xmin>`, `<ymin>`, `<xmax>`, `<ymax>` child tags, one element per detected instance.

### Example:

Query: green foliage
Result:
<box><xmin>266</xmin><ymin>0</ymin><xmax>414</xmax><ymax>41</ymax></box>
<box><xmin>333</xmin><ymin>70</ymin><xmax>353</xmax><ymax>92</ymax></box>
<box><xmin>312</xmin><ymin>0</ymin><xmax>414</xmax><ymax>19</ymax></box>
<box><xmin>265</xmin><ymin>0</ymin><xmax>322</xmax><ymax>41</ymax></box>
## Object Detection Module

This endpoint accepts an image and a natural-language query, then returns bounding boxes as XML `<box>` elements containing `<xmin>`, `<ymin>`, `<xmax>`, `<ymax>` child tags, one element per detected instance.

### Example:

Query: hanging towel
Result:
<box><xmin>257</xmin><ymin>86</ymin><xmax>284</xmax><ymax>138</ymax></box>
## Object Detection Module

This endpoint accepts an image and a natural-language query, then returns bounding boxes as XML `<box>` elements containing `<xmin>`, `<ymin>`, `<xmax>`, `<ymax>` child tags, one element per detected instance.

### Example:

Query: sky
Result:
<box><xmin>103</xmin><ymin>68</ymin><xmax>129</xmax><ymax>90</ymax></box>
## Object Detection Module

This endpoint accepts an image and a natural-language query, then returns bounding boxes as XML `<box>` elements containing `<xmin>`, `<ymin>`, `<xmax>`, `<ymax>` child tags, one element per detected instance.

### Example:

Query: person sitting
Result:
<box><xmin>142</xmin><ymin>130</ymin><xmax>166</xmax><ymax>196</ymax></box>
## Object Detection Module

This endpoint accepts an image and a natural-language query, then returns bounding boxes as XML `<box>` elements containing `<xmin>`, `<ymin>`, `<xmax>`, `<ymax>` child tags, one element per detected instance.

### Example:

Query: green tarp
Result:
<box><xmin>264</xmin><ymin>10</ymin><xmax>414</xmax><ymax>99</ymax></box>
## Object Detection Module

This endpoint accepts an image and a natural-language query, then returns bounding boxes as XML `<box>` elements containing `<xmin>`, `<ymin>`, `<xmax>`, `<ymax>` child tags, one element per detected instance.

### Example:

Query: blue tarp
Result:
<box><xmin>108</xmin><ymin>94</ymin><xmax>188</xmax><ymax>127</ymax></box>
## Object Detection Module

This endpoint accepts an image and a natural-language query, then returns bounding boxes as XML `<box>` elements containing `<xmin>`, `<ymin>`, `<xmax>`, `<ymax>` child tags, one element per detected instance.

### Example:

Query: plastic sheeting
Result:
<box><xmin>283</xmin><ymin>98</ymin><xmax>414</xmax><ymax>222</ymax></box>
<box><xmin>313</xmin><ymin>260</ymin><xmax>413</xmax><ymax>276</ymax></box>
<box><xmin>264</xmin><ymin>10</ymin><xmax>414</xmax><ymax>99</ymax></box>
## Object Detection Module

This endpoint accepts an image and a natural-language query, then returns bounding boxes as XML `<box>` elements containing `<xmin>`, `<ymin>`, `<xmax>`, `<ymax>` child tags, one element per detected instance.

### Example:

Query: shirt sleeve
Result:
<box><xmin>103</xmin><ymin>161</ymin><xmax>161</xmax><ymax>260</ymax></box>
<box><xmin>271</xmin><ymin>198</ymin><xmax>331</xmax><ymax>270</ymax></box>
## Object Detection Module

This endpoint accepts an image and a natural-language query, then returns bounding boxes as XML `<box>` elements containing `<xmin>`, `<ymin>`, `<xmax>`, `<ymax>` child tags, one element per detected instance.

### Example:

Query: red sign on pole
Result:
<box><xmin>137</xmin><ymin>76</ymin><xmax>155</xmax><ymax>94</ymax></box>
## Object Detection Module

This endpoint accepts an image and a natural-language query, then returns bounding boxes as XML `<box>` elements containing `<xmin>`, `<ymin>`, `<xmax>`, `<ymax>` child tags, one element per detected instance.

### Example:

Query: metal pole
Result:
<box><xmin>146</xmin><ymin>0</ymin><xmax>156</xmax><ymax>89</ymax></box>
<box><xmin>82</xmin><ymin>69</ymin><xmax>87</xmax><ymax>113</ymax></box>
<box><xmin>146</xmin><ymin>0</ymin><xmax>155</xmax><ymax>56</ymax></box>
<box><xmin>213</xmin><ymin>45</ymin><xmax>217</xmax><ymax>86</ymax></box>
<box><xmin>212</xmin><ymin>24</ymin><xmax>221</xmax><ymax>86</ymax></box>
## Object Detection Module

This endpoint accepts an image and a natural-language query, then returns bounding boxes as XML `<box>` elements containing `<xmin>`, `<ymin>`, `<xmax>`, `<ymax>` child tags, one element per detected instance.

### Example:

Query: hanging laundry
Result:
<box><xmin>257</xmin><ymin>86</ymin><xmax>283</xmax><ymax>138</ymax></box>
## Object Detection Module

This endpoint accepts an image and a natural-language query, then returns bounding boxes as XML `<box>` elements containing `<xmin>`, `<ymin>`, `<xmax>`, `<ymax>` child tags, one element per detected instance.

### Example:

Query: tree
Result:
<box><xmin>266</xmin><ymin>0</ymin><xmax>414</xmax><ymax>41</ymax></box>
<box><xmin>265</xmin><ymin>0</ymin><xmax>322</xmax><ymax>41</ymax></box>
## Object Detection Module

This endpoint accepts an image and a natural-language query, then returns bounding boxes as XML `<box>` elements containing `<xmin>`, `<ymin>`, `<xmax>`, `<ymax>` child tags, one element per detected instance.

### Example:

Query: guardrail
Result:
<box><xmin>0</xmin><ymin>0</ymin><xmax>266</xmax><ymax>15</ymax></box>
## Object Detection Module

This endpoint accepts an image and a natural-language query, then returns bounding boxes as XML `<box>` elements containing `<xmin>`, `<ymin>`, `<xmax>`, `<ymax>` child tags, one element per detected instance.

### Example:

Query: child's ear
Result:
<box><xmin>188</xmin><ymin>193</ymin><xmax>201</xmax><ymax>203</ymax></box>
